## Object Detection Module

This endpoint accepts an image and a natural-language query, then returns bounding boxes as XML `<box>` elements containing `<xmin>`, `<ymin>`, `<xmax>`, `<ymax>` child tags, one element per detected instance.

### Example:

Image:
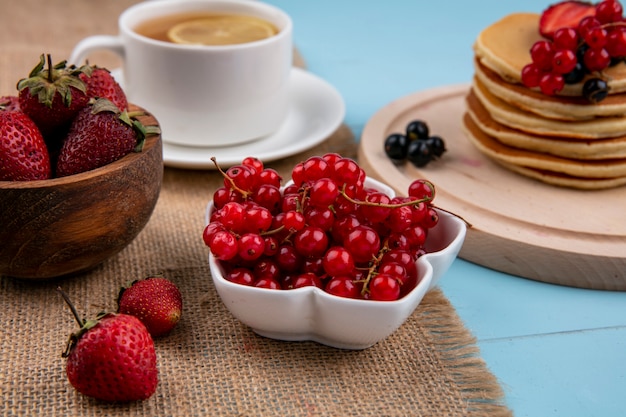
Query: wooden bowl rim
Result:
<box><xmin>0</xmin><ymin>104</ymin><xmax>161</xmax><ymax>189</ymax></box>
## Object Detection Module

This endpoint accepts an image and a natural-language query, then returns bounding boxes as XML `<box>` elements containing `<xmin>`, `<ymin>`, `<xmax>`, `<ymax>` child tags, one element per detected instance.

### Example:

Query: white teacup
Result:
<box><xmin>70</xmin><ymin>0</ymin><xmax>293</xmax><ymax>148</ymax></box>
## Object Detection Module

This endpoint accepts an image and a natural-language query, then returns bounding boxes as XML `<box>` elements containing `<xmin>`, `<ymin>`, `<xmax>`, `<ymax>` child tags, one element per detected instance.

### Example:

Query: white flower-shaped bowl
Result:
<box><xmin>206</xmin><ymin>177</ymin><xmax>466</xmax><ymax>350</ymax></box>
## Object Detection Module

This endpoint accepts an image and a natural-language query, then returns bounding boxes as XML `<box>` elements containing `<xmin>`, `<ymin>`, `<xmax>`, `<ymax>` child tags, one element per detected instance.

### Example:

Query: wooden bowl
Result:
<box><xmin>0</xmin><ymin>105</ymin><xmax>163</xmax><ymax>280</ymax></box>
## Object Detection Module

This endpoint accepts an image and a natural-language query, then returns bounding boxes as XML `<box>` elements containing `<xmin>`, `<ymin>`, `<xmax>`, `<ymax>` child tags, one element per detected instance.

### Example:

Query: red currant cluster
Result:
<box><xmin>202</xmin><ymin>155</ymin><xmax>440</xmax><ymax>301</ymax></box>
<box><xmin>522</xmin><ymin>0</ymin><xmax>626</xmax><ymax>102</ymax></box>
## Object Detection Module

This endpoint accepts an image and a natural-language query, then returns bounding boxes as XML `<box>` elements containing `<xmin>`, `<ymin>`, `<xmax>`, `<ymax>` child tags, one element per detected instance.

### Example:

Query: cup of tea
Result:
<box><xmin>70</xmin><ymin>0</ymin><xmax>293</xmax><ymax>148</ymax></box>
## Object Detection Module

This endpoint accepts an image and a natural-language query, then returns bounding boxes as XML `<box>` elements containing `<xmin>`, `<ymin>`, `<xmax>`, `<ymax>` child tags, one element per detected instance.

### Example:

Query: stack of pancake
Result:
<box><xmin>463</xmin><ymin>12</ymin><xmax>626</xmax><ymax>189</ymax></box>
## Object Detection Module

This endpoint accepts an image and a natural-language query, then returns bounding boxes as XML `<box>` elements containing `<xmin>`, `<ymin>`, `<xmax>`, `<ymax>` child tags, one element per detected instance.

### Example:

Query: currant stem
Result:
<box><xmin>211</xmin><ymin>157</ymin><xmax>251</xmax><ymax>199</ymax></box>
<box><xmin>339</xmin><ymin>185</ymin><xmax>433</xmax><ymax>208</ymax></box>
<box><xmin>358</xmin><ymin>247</ymin><xmax>389</xmax><ymax>297</ymax></box>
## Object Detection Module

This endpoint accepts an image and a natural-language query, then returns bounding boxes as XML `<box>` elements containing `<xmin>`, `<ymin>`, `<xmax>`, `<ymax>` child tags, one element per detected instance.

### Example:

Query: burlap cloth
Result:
<box><xmin>0</xmin><ymin>1</ymin><xmax>513</xmax><ymax>416</ymax></box>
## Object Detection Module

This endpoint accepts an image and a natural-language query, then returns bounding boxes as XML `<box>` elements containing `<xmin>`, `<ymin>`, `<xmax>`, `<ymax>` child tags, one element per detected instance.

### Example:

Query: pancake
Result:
<box><xmin>472</xmin><ymin>77</ymin><xmax>626</xmax><ymax>139</ymax></box>
<box><xmin>498</xmin><ymin>162</ymin><xmax>626</xmax><ymax>190</ymax></box>
<box><xmin>474</xmin><ymin>13</ymin><xmax>626</xmax><ymax>96</ymax></box>
<box><xmin>462</xmin><ymin>111</ymin><xmax>626</xmax><ymax>179</ymax></box>
<box><xmin>466</xmin><ymin>90</ymin><xmax>626</xmax><ymax>160</ymax></box>
<box><xmin>474</xmin><ymin>59</ymin><xmax>626</xmax><ymax>121</ymax></box>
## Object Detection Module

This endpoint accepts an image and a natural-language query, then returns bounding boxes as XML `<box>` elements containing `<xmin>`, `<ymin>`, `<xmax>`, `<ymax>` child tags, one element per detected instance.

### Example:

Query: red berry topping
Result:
<box><xmin>539</xmin><ymin>1</ymin><xmax>596</xmax><ymax>39</ymax></box>
<box><xmin>531</xmin><ymin>40</ymin><xmax>556</xmax><ymax>71</ymax></box>
<box><xmin>552</xmin><ymin>49</ymin><xmax>578</xmax><ymax>74</ymax></box>
<box><xmin>553</xmin><ymin>27</ymin><xmax>580</xmax><ymax>50</ymax></box>
<box><xmin>521</xmin><ymin>64</ymin><xmax>543</xmax><ymax>88</ymax></box>
<box><xmin>606</xmin><ymin>27</ymin><xmax>626</xmax><ymax>57</ymax></box>
<box><xmin>596</xmin><ymin>0</ymin><xmax>624</xmax><ymax>23</ymax></box>
<box><xmin>584</xmin><ymin>47</ymin><xmax>611</xmax><ymax>71</ymax></box>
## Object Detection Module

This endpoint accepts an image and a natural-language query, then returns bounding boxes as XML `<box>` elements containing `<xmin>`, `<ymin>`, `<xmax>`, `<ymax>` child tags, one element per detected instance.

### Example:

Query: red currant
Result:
<box><xmin>252</xmin><ymin>184</ymin><xmax>282</xmax><ymax>214</ymax></box>
<box><xmin>578</xmin><ymin>16</ymin><xmax>601</xmax><ymax>38</ymax></box>
<box><xmin>237</xmin><ymin>233</ymin><xmax>265</xmax><ymax>261</ymax></box>
<box><xmin>226</xmin><ymin>268</ymin><xmax>255</xmax><ymax>286</ymax></box>
<box><xmin>300</xmin><ymin>156</ymin><xmax>330</xmax><ymax>182</ymax></box>
<box><xmin>309</xmin><ymin>178</ymin><xmax>340</xmax><ymax>208</ymax></box>
<box><xmin>224</xmin><ymin>164</ymin><xmax>255</xmax><ymax>193</ymax></box>
<box><xmin>322</xmin><ymin>246</ymin><xmax>355</xmax><ymax>277</ymax></box>
<box><xmin>584</xmin><ymin>47</ymin><xmax>611</xmax><ymax>72</ymax></box>
<box><xmin>530</xmin><ymin>40</ymin><xmax>555</xmax><ymax>71</ymax></box>
<box><xmin>553</xmin><ymin>27</ymin><xmax>579</xmax><ymax>50</ymax></box>
<box><xmin>596</xmin><ymin>0</ymin><xmax>623</xmax><ymax>24</ymax></box>
<box><xmin>325</xmin><ymin>276</ymin><xmax>360</xmax><ymax>299</ymax></box>
<box><xmin>539</xmin><ymin>72</ymin><xmax>565</xmax><ymax>95</ymax></box>
<box><xmin>304</xmin><ymin>206</ymin><xmax>334</xmax><ymax>231</ymax></box>
<box><xmin>255</xmin><ymin>277</ymin><xmax>282</xmax><ymax>289</ymax></box>
<box><xmin>242</xmin><ymin>156</ymin><xmax>264</xmax><ymax>173</ymax></box>
<box><xmin>254</xmin><ymin>259</ymin><xmax>281</xmax><ymax>281</ymax></box>
<box><xmin>258</xmin><ymin>168</ymin><xmax>282</xmax><ymax>188</ymax></box>
<box><xmin>244</xmin><ymin>205</ymin><xmax>273</xmax><ymax>233</ymax></box>
<box><xmin>584</xmin><ymin>26</ymin><xmax>608</xmax><ymax>49</ymax></box>
<box><xmin>332</xmin><ymin>158</ymin><xmax>361</xmax><ymax>186</ymax></box>
<box><xmin>294</xmin><ymin>226</ymin><xmax>329</xmax><ymax>258</ymax></box>
<box><xmin>552</xmin><ymin>49</ymin><xmax>578</xmax><ymax>74</ymax></box>
<box><xmin>606</xmin><ymin>27</ymin><xmax>626</xmax><ymax>57</ymax></box>
<box><xmin>275</xmin><ymin>244</ymin><xmax>303</xmax><ymax>272</ymax></box>
<box><xmin>292</xmin><ymin>272</ymin><xmax>323</xmax><ymax>289</ymax></box>
<box><xmin>369</xmin><ymin>274</ymin><xmax>401</xmax><ymax>301</ymax></box>
<box><xmin>408</xmin><ymin>179</ymin><xmax>435</xmax><ymax>202</ymax></box>
<box><xmin>343</xmin><ymin>225</ymin><xmax>381</xmax><ymax>264</ymax></box>
<box><xmin>521</xmin><ymin>63</ymin><xmax>542</xmax><ymax>88</ymax></box>
<box><xmin>209</xmin><ymin>230</ymin><xmax>238</xmax><ymax>260</ymax></box>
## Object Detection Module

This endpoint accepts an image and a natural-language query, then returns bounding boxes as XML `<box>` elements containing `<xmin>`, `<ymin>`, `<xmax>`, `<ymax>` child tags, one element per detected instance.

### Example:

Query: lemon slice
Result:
<box><xmin>167</xmin><ymin>15</ymin><xmax>277</xmax><ymax>45</ymax></box>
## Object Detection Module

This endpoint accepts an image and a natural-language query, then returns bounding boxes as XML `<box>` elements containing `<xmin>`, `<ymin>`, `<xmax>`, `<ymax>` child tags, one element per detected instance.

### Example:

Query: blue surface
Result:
<box><xmin>264</xmin><ymin>1</ymin><xmax>626</xmax><ymax>416</ymax></box>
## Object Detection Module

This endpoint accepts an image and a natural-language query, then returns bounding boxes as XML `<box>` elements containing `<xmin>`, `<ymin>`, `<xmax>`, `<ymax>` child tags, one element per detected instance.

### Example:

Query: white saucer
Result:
<box><xmin>111</xmin><ymin>67</ymin><xmax>345</xmax><ymax>169</ymax></box>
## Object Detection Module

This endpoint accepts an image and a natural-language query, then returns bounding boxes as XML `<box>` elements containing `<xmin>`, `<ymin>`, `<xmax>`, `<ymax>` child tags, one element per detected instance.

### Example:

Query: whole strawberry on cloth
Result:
<box><xmin>0</xmin><ymin>109</ymin><xmax>51</xmax><ymax>180</ymax></box>
<box><xmin>56</xmin><ymin>97</ymin><xmax>160</xmax><ymax>177</ymax></box>
<box><xmin>17</xmin><ymin>54</ymin><xmax>90</xmax><ymax>137</ymax></box>
<box><xmin>118</xmin><ymin>276</ymin><xmax>183</xmax><ymax>338</ymax></box>
<box><xmin>58</xmin><ymin>287</ymin><xmax>158</xmax><ymax>402</ymax></box>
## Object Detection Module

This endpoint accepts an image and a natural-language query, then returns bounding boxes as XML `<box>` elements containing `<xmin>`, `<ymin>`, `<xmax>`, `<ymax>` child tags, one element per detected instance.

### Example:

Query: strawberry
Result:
<box><xmin>58</xmin><ymin>288</ymin><xmax>158</xmax><ymax>402</ymax></box>
<box><xmin>17</xmin><ymin>54</ymin><xmax>89</xmax><ymax>136</ymax></box>
<box><xmin>79</xmin><ymin>66</ymin><xmax>128</xmax><ymax>111</ymax></box>
<box><xmin>118</xmin><ymin>276</ymin><xmax>183</xmax><ymax>337</ymax></box>
<box><xmin>0</xmin><ymin>96</ymin><xmax>20</xmax><ymax>112</ymax></box>
<box><xmin>55</xmin><ymin>97</ymin><xmax>159</xmax><ymax>177</ymax></box>
<box><xmin>0</xmin><ymin>110</ymin><xmax>51</xmax><ymax>180</ymax></box>
<box><xmin>539</xmin><ymin>1</ymin><xmax>597</xmax><ymax>39</ymax></box>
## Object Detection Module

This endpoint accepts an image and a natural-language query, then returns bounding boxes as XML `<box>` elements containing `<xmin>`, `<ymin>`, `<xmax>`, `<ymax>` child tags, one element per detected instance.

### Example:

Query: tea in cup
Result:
<box><xmin>70</xmin><ymin>0</ymin><xmax>293</xmax><ymax>148</ymax></box>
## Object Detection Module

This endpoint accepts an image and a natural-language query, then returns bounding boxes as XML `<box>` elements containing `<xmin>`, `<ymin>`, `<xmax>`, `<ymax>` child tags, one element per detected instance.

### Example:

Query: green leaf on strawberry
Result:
<box><xmin>17</xmin><ymin>54</ymin><xmax>90</xmax><ymax>136</ymax></box>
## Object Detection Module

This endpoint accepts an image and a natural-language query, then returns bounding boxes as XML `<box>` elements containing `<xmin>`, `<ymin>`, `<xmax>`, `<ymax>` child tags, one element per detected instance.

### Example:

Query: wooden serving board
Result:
<box><xmin>358</xmin><ymin>84</ymin><xmax>626</xmax><ymax>291</ymax></box>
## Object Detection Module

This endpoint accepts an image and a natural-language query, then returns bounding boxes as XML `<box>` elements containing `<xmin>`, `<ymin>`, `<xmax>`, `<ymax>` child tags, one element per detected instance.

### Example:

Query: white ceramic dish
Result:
<box><xmin>112</xmin><ymin>67</ymin><xmax>345</xmax><ymax>169</ymax></box>
<box><xmin>206</xmin><ymin>177</ymin><xmax>467</xmax><ymax>350</ymax></box>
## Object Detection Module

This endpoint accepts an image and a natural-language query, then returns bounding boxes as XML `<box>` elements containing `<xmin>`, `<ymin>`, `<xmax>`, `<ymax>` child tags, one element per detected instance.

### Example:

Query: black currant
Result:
<box><xmin>407</xmin><ymin>140</ymin><xmax>433</xmax><ymax>167</ymax></box>
<box><xmin>576</xmin><ymin>44</ymin><xmax>590</xmax><ymax>73</ymax></box>
<box><xmin>563</xmin><ymin>62</ymin><xmax>586</xmax><ymax>84</ymax></box>
<box><xmin>425</xmin><ymin>136</ymin><xmax>446</xmax><ymax>158</ymax></box>
<box><xmin>384</xmin><ymin>133</ymin><xmax>409</xmax><ymax>162</ymax></box>
<box><xmin>406</xmin><ymin>120</ymin><xmax>429</xmax><ymax>141</ymax></box>
<box><xmin>582</xmin><ymin>78</ymin><xmax>609</xmax><ymax>103</ymax></box>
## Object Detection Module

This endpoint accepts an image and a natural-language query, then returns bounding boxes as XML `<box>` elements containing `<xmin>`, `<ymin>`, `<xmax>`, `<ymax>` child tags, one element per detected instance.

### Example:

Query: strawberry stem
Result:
<box><xmin>47</xmin><ymin>54</ymin><xmax>54</xmax><ymax>84</ymax></box>
<box><xmin>56</xmin><ymin>287</ymin><xmax>85</xmax><ymax>327</ymax></box>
